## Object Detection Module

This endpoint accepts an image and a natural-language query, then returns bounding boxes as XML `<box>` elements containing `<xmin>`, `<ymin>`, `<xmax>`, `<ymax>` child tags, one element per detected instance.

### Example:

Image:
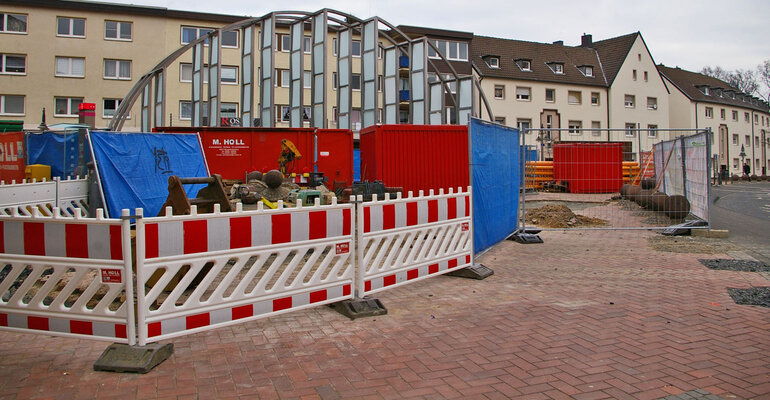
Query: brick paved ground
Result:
<box><xmin>1</xmin><ymin>228</ymin><xmax>769</xmax><ymax>399</ymax></box>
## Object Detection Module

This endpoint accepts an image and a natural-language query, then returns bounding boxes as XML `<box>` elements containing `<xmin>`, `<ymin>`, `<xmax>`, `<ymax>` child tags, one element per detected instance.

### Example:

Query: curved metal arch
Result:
<box><xmin>108</xmin><ymin>8</ymin><xmax>492</xmax><ymax>131</ymax></box>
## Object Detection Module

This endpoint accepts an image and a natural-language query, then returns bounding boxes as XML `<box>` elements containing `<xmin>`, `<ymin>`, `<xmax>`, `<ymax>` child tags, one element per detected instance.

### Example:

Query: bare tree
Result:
<box><xmin>701</xmin><ymin>65</ymin><xmax>759</xmax><ymax>95</ymax></box>
<box><xmin>757</xmin><ymin>60</ymin><xmax>770</xmax><ymax>102</ymax></box>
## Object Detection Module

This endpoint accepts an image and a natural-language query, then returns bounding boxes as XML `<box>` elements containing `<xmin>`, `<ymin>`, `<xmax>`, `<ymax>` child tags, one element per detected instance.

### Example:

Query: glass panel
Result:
<box><xmin>71</xmin><ymin>58</ymin><xmax>84</xmax><ymax>76</ymax></box>
<box><xmin>363</xmin><ymin>57</ymin><xmax>375</xmax><ymax>81</ymax></box>
<box><xmin>365</xmin><ymin>23</ymin><xmax>375</xmax><ymax>49</ymax></box>
<box><xmin>182</xmin><ymin>27</ymin><xmax>197</xmax><ymax>44</ymax></box>
<box><xmin>413</xmin><ymin>42</ymin><xmax>424</xmax><ymax>70</ymax></box>
<box><xmin>220</xmin><ymin>103</ymin><xmax>237</xmax><ymax>118</ymax></box>
<box><xmin>105</xmin><ymin>21</ymin><xmax>117</xmax><ymax>38</ymax></box>
<box><xmin>459</xmin><ymin>42</ymin><xmax>468</xmax><ymax>60</ymax></box>
<box><xmin>222</xmin><ymin>30</ymin><xmax>237</xmax><ymax>47</ymax></box>
<box><xmin>364</xmin><ymin>81</ymin><xmax>375</xmax><ymax>109</ymax></box>
<box><xmin>340</xmin><ymin>32</ymin><xmax>349</xmax><ymax>55</ymax></box>
<box><xmin>7</xmin><ymin>14</ymin><xmax>27</xmax><ymax>32</ymax></box>
<box><xmin>303</xmin><ymin>71</ymin><xmax>311</xmax><ymax>88</ymax></box>
<box><xmin>55</xmin><ymin>57</ymin><xmax>68</xmax><ymax>75</ymax></box>
<box><xmin>6</xmin><ymin>55</ymin><xmax>25</xmax><ymax>73</ymax></box>
<box><xmin>72</xmin><ymin>19</ymin><xmax>85</xmax><ymax>36</ymax></box>
<box><xmin>243</xmin><ymin>27</ymin><xmax>252</xmax><ymax>52</ymax></box>
<box><xmin>314</xmin><ymin>75</ymin><xmax>324</xmax><ymax>102</ymax></box>
<box><xmin>119</xmin><ymin>61</ymin><xmax>130</xmax><ymax>78</ymax></box>
<box><xmin>352</xmin><ymin>41</ymin><xmax>361</xmax><ymax>56</ymax></box>
<box><xmin>4</xmin><ymin>95</ymin><xmax>23</xmax><ymax>113</ymax></box>
<box><xmin>104</xmin><ymin>60</ymin><xmax>116</xmax><ymax>77</ymax></box>
<box><xmin>57</xmin><ymin>18</ymin><xmax>69</xmax><ymax>35</ymax></box>
<box><xmin>120</xmin><ymin>22</ymin><xmax>131</xmax><ymax>39</ymax></box>
<box><xmin>221</xmin><ymin>66</ymin><xmax>237</xmax><ymax>83</ymax></box>
<box><xmin>448</xmin><ymin>42</ymin><xmax>458</xmax><ymax>59</ymax></box>
<box><xmin>262</xmin><ymin>21</ymin><xmax>272</xmax><ymax>46</ymax></box>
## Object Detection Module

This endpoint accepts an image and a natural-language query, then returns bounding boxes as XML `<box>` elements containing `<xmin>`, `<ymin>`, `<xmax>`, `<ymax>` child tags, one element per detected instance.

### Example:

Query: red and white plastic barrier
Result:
<box><xmin>134</xmin><ymin>200</ymin><xmax>355</xmax><ymax>344</ymax></box>
<box><xmin>356</xmin><ymin>188</ymin><xmax>474</xmax><ymax>296</ymax></box>
<box><xmin>0</xmin><ymin>176</ymin><xmax>89</xmax><ymax>217</ymax></box>
<box><xmin>0</xmin><ymin>208</ymin><xmax>135</xmax><ymax>344</ymax></box>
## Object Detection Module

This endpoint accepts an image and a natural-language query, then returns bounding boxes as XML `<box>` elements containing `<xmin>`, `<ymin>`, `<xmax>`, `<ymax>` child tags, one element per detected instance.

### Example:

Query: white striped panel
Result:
<box><xmin>438</xmin><ymin>198</ymin><xmax>448</xmax><ymax>221</ymax></box>
<box><xmin>4</xmin><ymin>221</ymin><xmax>24</xmax><ymax>254</ymax></box>
<box><xmin>417</xmin><ymin>200</ymin><xmax>429</xmax><ymax>224</ymax></box>
<box><xmin>207</xmin><ymin>218</ymin><xmax>230</xmax><ymax>252</ymax></box>
<box><xmin>291</xmin><ymin>212</ymin><xmax>309</xmax><ymax>242</ymax></box>
<box><xmin>395</xmin><ymin>202</ymin><xmax>407</xmax><ymax>228</ymax></box>
<box><xmin>251</xmin><ymin>214</ymin><xmax>271</xmax><ymax>246</ymax></box>
<box><xmin>44</xmin><ymin>223</ymin><xmax>65</xmax><ymax>257</ymax></box>
<box><xmin>87</xmin><ymin>224</ymin><xmax>111</xmax><ymax>259</ymax></box>
<box><xmin>326</xmin><ymin>208</ymin><xmax>343</xmax><ymax>237</ymax></box>
<box><xmin>370</xmin><ymin>204</ymin><xmax>383</xmax><ymax>232</ymax></box>
<box><xmin>158</xmin><ymin>221</ymin><xmax>183</xmax><ymax>257</ymax></box>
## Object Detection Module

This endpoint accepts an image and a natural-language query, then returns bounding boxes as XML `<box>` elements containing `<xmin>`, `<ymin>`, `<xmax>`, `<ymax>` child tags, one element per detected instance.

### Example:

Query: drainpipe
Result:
<box><xmin>751</xmin><ymin>111</ymin><xmax>756</xmax><ymax>174</ymax></box>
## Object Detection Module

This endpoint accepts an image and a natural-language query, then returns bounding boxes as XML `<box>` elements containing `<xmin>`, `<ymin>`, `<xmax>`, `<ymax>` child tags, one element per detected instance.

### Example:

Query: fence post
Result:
<box><xmin>680</xmin><ymin>136</ymin><xmax>688</xmax><ymax>196</ymax></box>
<box><xmin>121</xmin><ymin>209</ymin><xmax>136</xmax><ymax>346</ymax></box>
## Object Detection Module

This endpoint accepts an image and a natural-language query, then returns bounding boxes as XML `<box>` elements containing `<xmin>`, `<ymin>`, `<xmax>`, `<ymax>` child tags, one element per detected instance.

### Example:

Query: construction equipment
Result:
<box><xmin>158</xmin><ymin>174</ymin><xmax>232</xmax><ymax>216</ymax></box>
<box><xmin>287</xmin><ymin>189</ymin><xmax>322</xmax><ymax>206</ymax></box>
<box><xmin>278</xmin><ymin>139</ymin><xmax>302</xmax><ymax>176</ymax></box>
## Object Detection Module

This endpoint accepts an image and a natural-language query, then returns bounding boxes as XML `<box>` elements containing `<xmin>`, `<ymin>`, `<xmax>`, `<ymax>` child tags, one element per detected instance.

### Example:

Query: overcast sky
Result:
<box><xmin>109</xmin><ymin>0</ymin><xmax>769</xmax><ymax>73</ymax></box>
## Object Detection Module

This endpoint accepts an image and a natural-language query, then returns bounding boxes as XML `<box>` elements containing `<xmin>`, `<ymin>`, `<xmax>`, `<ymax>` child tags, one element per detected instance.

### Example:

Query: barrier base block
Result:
<box><xmin>447</xmin><ymin>263</ymin><xmax>494</xmax><ymax>280</ymax></box>
<box><xmin>93</xmin><ymin>343</ymin><xmax>174</xmax><ymax>374</ymax></box>
<box><xmin>507</xmin><ymin>232</ymin><xmax>544</xmax><ymax>244</ymax></box>
<box><xmin>332</xmin><ymin>298</ymin><xmax>388</xmax><ymax>320</ymax></box>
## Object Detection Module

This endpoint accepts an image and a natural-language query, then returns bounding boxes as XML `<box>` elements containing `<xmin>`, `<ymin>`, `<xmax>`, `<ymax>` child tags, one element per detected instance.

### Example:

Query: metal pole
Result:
<box><xmin>705</xmin><ymin>129</ymin><xmax>712</xmax><ymax>229</ymax></box>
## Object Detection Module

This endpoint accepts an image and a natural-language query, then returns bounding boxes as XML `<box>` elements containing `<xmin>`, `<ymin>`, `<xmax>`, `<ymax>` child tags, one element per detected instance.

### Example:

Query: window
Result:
<box><xmin>745</xmin><ymin>135</ymin><xmax>750</xmax><ymax>145</ymax></box>
<box><xmin>548</xmin><ymin>63</ymin><xmax>564</xmax><ymax>74</ymax></box>
<box><xmin>0</xmin><ymin>94</ymin><xmax>24</xmax><ymax>115</ymax></box>
<box><xmin>487</xmin><ymin>57</ymin><xmax>499</xmax><ymax>69</ymax></box>
<box><xmin>705</xmin><ymin>107</ymin><xmax>713</xmax><ymax>118</ymax></box>
<box><xmin>568</xmin><ymin>120</ymin><xmax>582</xmax><ymax>134</ymax></box>
<box><xmin>220</xmin><ymin>66</ymin><xmax>238</xmax><ymax>84</ymax></box>
<box><xmin>624</xmin><ymin>94</ymin><xmax>635</xmax><ymax>108</ymax></box>
<box><xmin>732</xmin><ymin>134</ymin><xmax>738</xmax><ymax>145</ymax></box>
<box><xmin>179</xmin><ymin>101</ymin><xmax>192</xmax><ymax>120</ymax></box>
<box><xmin>303</xmin><ymin>36</ymin><xmax>311</xmax><ymax>54</ymax></box>
<box><xmin>102</xmin><ymin>98</ymin><xmax>125</xmax><ymax>118</ymax></box>
<box><xmin>591</xmin><ymin>121</ymin><xmax>601</xmax><ymax>136</ymax></box>
<box><xmin>591</xmin><ymin>92</ymin><xmax>600</xmax><ymax>106</ymax></box>
<box><xmin>181</xmin><ymin>26</ymin><xmax>213</xmax><ymax>45</ymax></box>
<box><xmin>1</xmin><ymin>12</ymin><xmax>27</xmax><ymax>33</ymax></box>
<box><xmin>494</xmin><ymin>85</ymin><xmax>505</xmax><ymax>99</ymax></box>
<box><xmin>732</xmin><ymin>110</ymin><xmax>738</xmax><ymax>121</ymax></box>
<box><xmin>756</xmin><ymin>136</ymin><xmax>760</xmax><ymax>147</ymax></box>
<box><xmin>276</xmin><ymin>69</ymin><xmax>289</xmax><ymax>87</ymax></box>
<box><xmin>732</xmin><ymin>158</ymin><xmax>739</xmax><ymax>169</ymax></box>
<box><xmin>515</xmin><ymin>87</ymin><xmax>531</xmax><ymax>101</ymax></box>
<box><xmin>180</xmin><ymin>63</ymin><xmax>201</xmax><ymax>83</ymax></box>
<box><xmin>332</xmin><ymin>38</ymin><xmax>337</xmax><ymax>56</ymax></box>
<box><xmin>304</xmin><ymin>71</ymin><xmax>312</xmax><ymax>89</ymax></box>
<box><xmin>104</xmin><ymin>20</ymin><xmax>131</xmax><ymax>40</ymax></box>
<box><xmin>632</xmin><ymin>69</ymin><xmax>637</xmax><ymax>80</ymax></box>
<box><xmin>428</xmin><ymin>40</ymin><xmax>468</xmax><ymax>61</ymax></box>
<box><xmin>583</xmin><ymin>66</ymin><xmax>593</xmax><ymax>77</ymax></box>
<box><xmin>0</xmin><ymin>53</ymin><xmax>25</xmax><ymax>74</ymax></box>
<box><xmin>57</xmin><ymin>17</ymin><xmax>86</xmax><ymax>37</ymax></box>
<box><xmin>222</xmin><ymin>31</ymin><xmax>238</xmax><ymax>47</ymax></box>
<box><xmin>494</xmin><ymin>117</ymin><xmax>506</xmax><ymax>125</ymax></box>
<box><xmin>545</xmin><ymin>88</ymin><xmax>555</xmax><ymax>103</ymax></box>
<box><xmin>625</xmin><ymin>123</ymin><xmax>636</xmax><ymax>137</ymax></box>
<box><xmin>276</xmin><ymin>105</ymin><xmax>290</xmax><ymax>122</ymax></box>
<box><xmin>103</xmin><ymin>59</ymin><xmax>131</xmax><ymax>80</ymax></box>
<box><xmin>220</xmin><ymin>102</ymin><xmax>238</xmax><ymax>118</ymax></box>
<box><xmin>647</xmin><ymin>124</ymin><xmax>658</xmax><ymax>138</ymax></box>
<box><xmin>568</xmin><ymin>91</ymin><xmax>581</xmax><ymax>105</ymax></box>
<box><xmin>332</xmin><ymin>72</ymin><xmax>337</xmax><ymax>90</ymax></box>
<box><xmin>378</xmin><ymin>75</ymin><xmax>383</xmax><ymax>92</ymax></box>
<box><xmin>303</xmin><ymin>106</ymin><xmax>311</xmax><ymax>122</ymax></box>
<box><xmin>276</xmin><ymin>34</ymin><xmax>291</xmax><ymax>52</ymax></box>
<box><xmin>55</xmin><ymin>56</ymin><xmax>85</xmax><ymax>77</ymax></box>
<box><xmin>516</xmin><ymin>59</ymin><xmax>531</xmax><ymax>71</ymax></box>
<box><xmin>755</xmin><ymin>115</ymin><xmax>759</xmax><ymax>124</ymax></box>
<box><xmin>647</xmin><ymin>97</ymin><xmax>657</xmax><ymax>110</ymax></box>
<box><xmin>54</xmin><ymin>97</ymin><xmax>83</xmax><ymax>117</ymax></box>
<box><xmin>352</xmin><ymin>74</ymin><xmax>361</xmax><ymax>91</ymax></box>
<box><xmin>745</xmin><ymin>112</ymin><xmax>750</xmax><ymax>122</ymax></box>
<box><xmin>352</xmin><ymin>40</ymin><xmax>361</xmax><ymax>57</ymax></box>
<box><xmin>720</xmin><ymin>108</ymin><xmax>726</xmax><ymax>120</ymax></box>
<box><xmin>441</xmin><ymin>74</ymin><xmax>457</xmax><ymax>94</ymax></box>
<box><xmin>644</xmin><ymin>71</ymin><xmax>648</xmax><ymax>82</ymax></box>
<box><xmin>517</xmin><ymin>119</ymin><xmax>531</xmax><ymax>132</ymax></box>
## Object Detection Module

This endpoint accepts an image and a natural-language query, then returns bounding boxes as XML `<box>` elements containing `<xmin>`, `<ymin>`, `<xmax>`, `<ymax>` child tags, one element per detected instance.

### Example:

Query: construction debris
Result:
<box><xmin>525</xmin><ymin>204</ymin><xmax>608</xmax><ymax>228</ymax></box>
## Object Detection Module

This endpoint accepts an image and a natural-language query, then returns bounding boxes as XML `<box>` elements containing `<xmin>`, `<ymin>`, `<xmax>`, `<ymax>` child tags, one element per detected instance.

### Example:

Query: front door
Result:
<box><xmin>540</xmin><ymin>110</ymin><xmax>560</xmax><ymax>161</ymax></box>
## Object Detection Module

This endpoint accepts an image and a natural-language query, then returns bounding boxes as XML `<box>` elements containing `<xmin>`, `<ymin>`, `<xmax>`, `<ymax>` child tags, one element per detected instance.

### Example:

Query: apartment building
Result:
<box><xmin>659</xmin><ymin>65</ymin><xmax>770</xmax><ymax>176</ymax></box>
<box><xmin>472</xmin><ymin>32</ymin><xmax>670</xmax><ymax>160</ymax></box>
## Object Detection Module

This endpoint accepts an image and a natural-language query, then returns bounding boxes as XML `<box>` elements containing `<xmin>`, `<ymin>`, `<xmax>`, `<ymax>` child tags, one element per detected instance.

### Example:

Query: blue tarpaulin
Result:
<box><xmin>470</xmin><ymin>118</ymin><xmax>521</xmax><ymax>254</ymax></box>
<box><xmin>353</xmin><ymin>148</ymin><xmax>361</xmax><ymax>182</ymax></box>
<box><xmin>25</xmin><ymin>131</ymin><xmax>82</xmax><ymax>178</ymax></box>
<box><xmin>89</xmin><ymin>132</ymin><xmax>208</xmax><ymax>218</ymax></box>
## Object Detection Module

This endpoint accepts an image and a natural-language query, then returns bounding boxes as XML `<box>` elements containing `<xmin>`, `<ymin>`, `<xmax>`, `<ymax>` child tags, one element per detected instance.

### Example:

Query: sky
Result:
<box><xmin>108</xmin><ymin>0</ymin><xmax>770</xmax><ymax>75</ymax></box>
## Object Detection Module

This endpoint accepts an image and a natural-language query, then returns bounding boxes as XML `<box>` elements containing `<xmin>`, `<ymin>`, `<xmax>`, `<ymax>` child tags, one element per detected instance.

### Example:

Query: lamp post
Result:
<box><xmin>739</xmin><ymin>144</ymin><xmax>747</xmax><ymax>176</ymax></box>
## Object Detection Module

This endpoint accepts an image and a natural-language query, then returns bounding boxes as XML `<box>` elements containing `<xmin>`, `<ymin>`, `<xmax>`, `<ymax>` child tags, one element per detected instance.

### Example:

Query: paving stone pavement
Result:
<box><xmin>1</xmin><ymin>229</ymin><xmax>769</xmax><ymax>399</ymax></box>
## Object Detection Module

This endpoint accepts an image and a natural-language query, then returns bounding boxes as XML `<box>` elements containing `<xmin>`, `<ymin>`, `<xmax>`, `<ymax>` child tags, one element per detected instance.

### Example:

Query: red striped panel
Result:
<box><xmin>0</xmin><ymin>221</ymin><xmax>4</xmax><ymax>253</ymax></box>
<box><xmin>428</xmin><ymin>200</ymin><xmax>438</xmax><ymax>223</ymax></box>
<box><xmin>466</xmin><ymin>255</ymin><xmax>471</xmax><ymax>264</ymax></box>
<box><xmin>382</xmin><ymin>204</ymin><xmax>395</xmax><ymax>230</ymax></box>
<box><xmin>343</xmin><ymin>284</ymin><xmax>351</xmax><ymax>296</ymax></box>
<box><xmin>363</xmin><ymin>206</ymin><xmax>371</xmax><ymax>233</ymax></box>
<box><xmin>109</xmin><ymin>225</ymin><xmax>122</xmax><ymax>260</ymax></box>
<box><xmin>308</xmin><ymin>211</ymin><xmax>327</xmax><ymax>240</ymax></box>
<box><xmin>145</xmin><ymin>224</ymin><xmax>159</xmax><ymax>258</ymax></box>
<box><xmin>448</xmin><ymin>259</ymin><xmax>458</xmax><ymax>269</ymax></box>
<box><xmin>309</xmin><ymin>289</ymin><xmax>327</xmax><ymax>303</ymax></box>
<box><xmin>428</xmin><ymin>263</ymin><xmax>439</xmax><ymax>274</ymax></box>
<box><xmin>0</xmin><ymin>313</ymin><xmax>7</xmax><ymax>327</ymax></box>
<box><xmin>271</xmin><ymin>214</ymin><xmax>291</xmax><ymax>244</ymax></box>
<box><xmin>232</xmin><ymin>304</ymin><xmax>253</xmax><ymax>320</ymax></box>
<box><xmin>273</xmin><ymin>296</ymin><xmax>292</xmax><ymax>311</ymax></box>
<box><xmin>447</xmin><ymin>197</ymin><xmax>457</xmax><ymax>220</ymax></box>
<box><xmin>115</xmin><ymin>324</ymin><xmax>127</xmax><ymax>339</ymax></box>
<box><xmin>183</xmin><ymin>220</ymin><xmax>208</xmax><ymax>254</ymax></box>
<box><xmin>406</xmin><ymin>202</ymin><xmax>418</xmax><ymax>226</ymax></box>
<box><xmin>464</xmin><ymin>196</ymin><xmax>470</xmax><ymax>216</ymax></box>
<box><xmin>383</xmin><ymin>274</ymin><xmax>396</xmax><ymax>287</ymax></box>
<box><xmin>230</xmin><ymin>217</ymin><xmax>251</xmax><ymax>249</ymax></box>
<box><xmin>28</xmin><ymin>316</ymin><xmax>49</xmax><ymax>331</ymax></box>
<box><xmin>148</xmin><ymin>322</ymin><xmax>162</xmax><ymax>337</ymax></box>
<box><xmin>342</xmin><ymin>209</ymin><xmax>351</xmax><ymax>236</ymax></box>
<box><xmin>70</xmin><ymin>320</ymin><xmax>93</xmax><ymax>335</ymax></box>
<box><xmin>24</xmin><ymin>222</ymin><xmax>45</xmax><ymax>256</ymax></box>
<box><xmin>65</xmin><ymin>224</ymin><xmax>88</xmax><ymax>258</ymax></box>
<box><xmin>364</xmin><ymin>281</ymin><xmax>371</xmax><ymax>292</ymax></box>
<box><xmin>186</xmin><ymin>313</ymin><xmax>210</xmax><ymax>330</ymax></box>
<box><xmin>407</xmin><ymin>269</ymin><xmax>419</xmax><ymax>280</ymax></box>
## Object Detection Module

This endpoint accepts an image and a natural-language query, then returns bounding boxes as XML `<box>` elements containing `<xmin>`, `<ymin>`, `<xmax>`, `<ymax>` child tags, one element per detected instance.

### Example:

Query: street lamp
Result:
<box><xmin>739</xmin><ymin>144</ymin><xmax>747</xmax><ymax>175</ymax></box>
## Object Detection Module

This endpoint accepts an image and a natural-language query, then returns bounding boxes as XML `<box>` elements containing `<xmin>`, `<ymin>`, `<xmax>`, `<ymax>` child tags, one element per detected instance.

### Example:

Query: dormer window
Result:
<box><xmin>547</xmin><ymin>62</ymin><xmax>564</xmax><ymax>75</ymax></box>
<box><xmin>515</xmin><ymin>59</ymin><xmax>531</xmax><ymax>71</ymax></box>
<box><xmin>578</xmin><ymin>65</ymin><xmax>594</xmax><ymax>77</ymax></box>
<box><xmin>697</xmin><ymin>85</ymin><xmax>710</xmax><ymax>96</ymax></box>
<box><xmin>487</xmin><ymin>57</ymin><xmax>500</xmax><ymax>69</ymax></box>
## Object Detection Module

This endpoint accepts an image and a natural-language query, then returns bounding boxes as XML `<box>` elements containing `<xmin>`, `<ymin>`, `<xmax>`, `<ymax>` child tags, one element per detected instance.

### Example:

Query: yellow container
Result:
<box><xmin>25</xmin><ymin>164</ymin><xmax>51</xmax><ymax>181</ymax></box>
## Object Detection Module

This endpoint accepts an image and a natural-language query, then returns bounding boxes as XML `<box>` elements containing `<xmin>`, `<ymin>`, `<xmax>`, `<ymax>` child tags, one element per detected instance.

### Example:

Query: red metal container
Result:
<box><xmin>359</xmin><ymin>125</ymin><xmax>469</xmax><ymax>195</ymax></box>
<box><xmin>553</xmin><ymin>142</ymin><xmax>623</xmax><ymax>193</ymax></box>
<box><xmin>153</xmin><ymin>127</ymin><xmax>353</xmax><ymax>189</ymax></box>
<box><xmin>0</xmin><ymin>131</ymin><xmax>25</xmax><ymax>182</ymax></box>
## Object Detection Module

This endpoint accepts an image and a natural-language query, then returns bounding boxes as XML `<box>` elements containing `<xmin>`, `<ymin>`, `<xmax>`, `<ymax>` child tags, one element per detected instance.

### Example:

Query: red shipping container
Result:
<box><xmin>154</xmin><ymin>127</ymin><xmax>353</xmax><ymax>189</ymax></box>
<box><xmin>553</xmin><ymin>142</ymin><xmax>622</xmax><ymax>193</ymax></box>
<box><xmin>0</xmin><ymin>131</ymin><xmax>25</xmax><ymax>182</ymax></box>
<box><xmin>359</xmin><ymin>125</ymin><xmax>469</xmax><ymax>195</ymax></box>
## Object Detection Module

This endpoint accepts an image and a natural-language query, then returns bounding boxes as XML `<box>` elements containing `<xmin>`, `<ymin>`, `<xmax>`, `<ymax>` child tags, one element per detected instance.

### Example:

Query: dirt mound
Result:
<box><xmin>525</xmin><ymin>204</ymin><xmax>608</xmax><ymax>228</ymax></box>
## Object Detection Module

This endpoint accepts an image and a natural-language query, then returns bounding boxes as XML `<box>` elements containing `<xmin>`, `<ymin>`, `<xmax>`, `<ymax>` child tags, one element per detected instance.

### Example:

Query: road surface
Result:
<box><xmin>710</xmin><ymin>181</ymin><xmax>770</xmax><ymax>263</ymax></box>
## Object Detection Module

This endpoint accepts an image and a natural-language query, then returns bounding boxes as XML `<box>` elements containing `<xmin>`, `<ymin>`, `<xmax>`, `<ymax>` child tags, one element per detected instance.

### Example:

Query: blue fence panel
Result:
<box><xmin>353</xmin><ymin>148</ymin><xmax>361</xmax><ymax>182</ymax></box>
<box><xmin>25</xmin><ymin>131</ymin><xmax>82</xmax><ymax>178</ymax></box>
<box><xmin>470</xmin><ymin>118</ymin><xmax>521</xmax><ymax>254</ymax></box>
<box><xmin>89</xmin><ymin>132</ymin><xmax>208</xmax><ymax>218</ymax></box>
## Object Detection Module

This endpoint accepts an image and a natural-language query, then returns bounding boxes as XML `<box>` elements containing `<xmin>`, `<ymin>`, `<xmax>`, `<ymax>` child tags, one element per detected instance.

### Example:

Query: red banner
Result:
<box><xmin>0</xmin><ymin>131</ymin><xmax>25</xmax><ymax>182</ymax></box>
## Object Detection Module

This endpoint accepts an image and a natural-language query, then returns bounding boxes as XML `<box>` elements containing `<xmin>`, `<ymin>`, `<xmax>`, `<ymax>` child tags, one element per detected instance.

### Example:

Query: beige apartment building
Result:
<box><xmin>659</xmin><ymin>65</ymin><xmax>770</xmax><ymax>176</ymax></box>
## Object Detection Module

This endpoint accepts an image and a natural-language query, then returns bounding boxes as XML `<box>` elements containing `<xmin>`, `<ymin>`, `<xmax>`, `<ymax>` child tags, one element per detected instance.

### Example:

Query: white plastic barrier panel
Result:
<box><xmin>357</xmin><ymin>188</ymin><xmax>473</xmax><ymax>296</ymax></box>
<box><xmin>0</xmin><ymin>177</ymin><xmax>89</xmax><ymax>217</ymax></box>
<box><xmin>135</xmin><ymin>200</ymin><xmax>355</xmax><ymax>344</ymax></box>
<box><xmin>0</xmin><ymin>208</ymin><xmax>135</xmax><ymax>344</ymax></box>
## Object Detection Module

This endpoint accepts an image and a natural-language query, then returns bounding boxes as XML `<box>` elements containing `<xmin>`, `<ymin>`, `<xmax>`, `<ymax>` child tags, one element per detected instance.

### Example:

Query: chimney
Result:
<box><xmin>552</xmin><ymin>40</ymin><xmax>563</xmax><ymax>46</ymax></box>
<box><xmin>581</xmin><ymin>33</ymin><xmax>592</xmax><ymax>47</ymax></box>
